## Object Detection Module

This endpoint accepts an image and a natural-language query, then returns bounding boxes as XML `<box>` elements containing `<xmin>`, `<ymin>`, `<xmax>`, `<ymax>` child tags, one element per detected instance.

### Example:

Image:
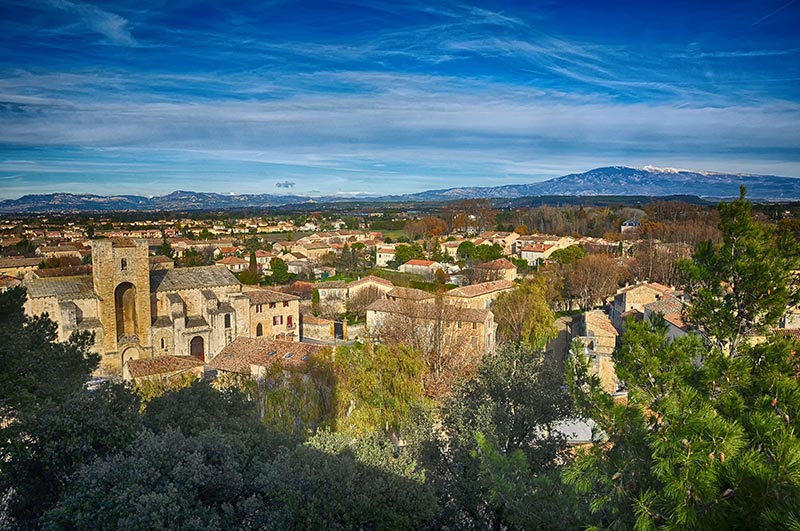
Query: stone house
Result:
<box><xmin>376</xmin><ymin>247</ymin><xmax>396</xmax><ymax>267</ymax></box>
<box><xmin>444</xmin><ymin>279</ymin><xmax>515</xmax><ymax>310</ymax></box>
<box><xmin>571</xmin><ymin>310</ymin><xmax>621</xmax><ymax>395</ymax></box>
<box><xmin>243</xmin><ymin>287</ymin><xmax>300</xmax><ymax>341</ymax></box>
<box><xmin>609</xmin><ymin>282</ymin><xmax>674</xmax><ymax>328</ymax></box>
<box><xmin>474</xmin><ymin>258</ymin><xmax>518</xmax><ymax>281</ymax></box>
<box><xmin>398</xmin><ymin>259</ymin><xmax>443</xmax><ymax>279</ymax></box>
<box><xmin>216</xmin><ymin>255</ymin><xmax>249</xmax><ymax>273</ymax></box>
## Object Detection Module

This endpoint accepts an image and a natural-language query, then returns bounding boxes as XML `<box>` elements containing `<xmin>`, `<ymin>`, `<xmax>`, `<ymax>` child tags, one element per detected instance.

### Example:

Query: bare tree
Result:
<box><xmin>568</xmin><ymin>254</ymin><xmax>624</xmax><ymax>310</ymax></box>
<box><xmin>369</xmin><ymin>297</ymin><xmax>488</xmax><ymax>398</ymax></box>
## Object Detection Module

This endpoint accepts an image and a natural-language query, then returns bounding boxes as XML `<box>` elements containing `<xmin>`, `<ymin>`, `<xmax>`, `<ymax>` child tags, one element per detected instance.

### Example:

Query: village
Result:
<box><xmin>2</xmin><ymin>201</ymin><xmax>799</xmax><ymax>410</ymax></box>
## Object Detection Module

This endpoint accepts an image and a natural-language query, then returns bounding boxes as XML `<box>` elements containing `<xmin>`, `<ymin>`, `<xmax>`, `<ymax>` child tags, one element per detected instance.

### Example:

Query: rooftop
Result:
<box><xmin>127</xmin><ymin>355</ymin><xmax>204</xmax><ymax>379</ymax></box>
<box><xmin>210</xmin><ymin>338</ymin><xmax>325</xmax><ymax>373</ymax></box>
<box><xmin>446</xmin><ymin>279</ymin><xmax>515</xmax><ymax>298</ymax></box>
<box><xmin>367</xmin><ymin>298</ymin><xmax>491</xmax><ymax>323</ymax></box>
<box><xmin>24</xmin><ymin>275</ymin><xmax>96</xmax><ymax>300</ymax></box>
<box><xmin>150</xmin><ymin>265</ymin><xmax>239</xmax><ymax>292</ymax></box>
<box><xmin>243</xmin><ymin>287</ymin><xmax>299</xmax><ymax>304</ymax></box>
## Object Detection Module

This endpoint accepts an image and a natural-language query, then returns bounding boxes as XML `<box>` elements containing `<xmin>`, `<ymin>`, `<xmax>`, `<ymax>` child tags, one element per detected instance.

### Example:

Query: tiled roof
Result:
<box><xmin>24</xmin><ymin>275</ymin><xmax>96</xmax><ymax>300</ymax></box>
<box><xmin>316</xmin><ymin>280</ymin><xmax>348</xmax><ymax>289</ymax></box>
<box><xmin>301</xmin><ymin>314</ymin><xmax>332</xmax><ymax>325</ymax></box>
<box><xmin>243</xmin><ymin>288</ymin><xmax>299</xmax><ymax>304</ymax></box>
<box><xmin>149</xmin><ymin>255</ymin><xmax>173</xmax><ymax>263</ymax></box>
<box><xmin>0</xmin><ymin>275</ymin><xmax>21</xmax><ymax>288</ymax></box>
<box><xmin>521</xmin><ymin>243</ymin><xmax>553</xmax><ymax>252</ymax></box>
<box><xmin>347</xmin><ymin>275</ymin><xmax>394</xmax><ymax>289</ymax></box>
<box><xmin>0</xmin><ymin>257</ymin><xmax>42</xmax><ymax>268</ymax></box>
<box><xmin>476</xmin><ymin>258</ymin><xmax>516</xmax><ymax>270</ymax></box>
<box><xmin>644</xmin><ymin>296</ymin><xmax>683</xmax><ymax>316</ymax></box>
<box><xmin>209</xmin><ymin>338</ymin><xmax>325</xmax><ymax>373</ymax></box>
<box><xmin>386</xmin><ymin>286</ymin><xmax>435</xmax><ymax>301</ymax></box>
<box><xmin>150</xmin><ymin>265</ymin><xmax>239</xmax><ymax>292</ymax></box>
<box><xmin>367</xmin><ymin>298</ymin><xmax>490</xmax><ymax>323</ymax></box>
<box><xmin>582</xmin><ymin>310</ymin><xmax>619</xmax><ymax>337</ymax></box>
<box><xmin>617</xmin><ymin>282</ymin><xmax>673</xmax><ymax>296</ymax></box>
<box><xmin>776</xmin><ymin>328</ymin><xmax>800</xmax><ymax>339</ymax></box>
<box><xmin>216</xmin><ymin>256</ymin><xmax>248</xmax><ymax>265</ymax></box>
<box><xmin>403</xmin><ymin>259</ymin><xmax>436</xmax><ymax>267</ymax></box>
<box><xmin>446</xmin><ymin>279</ymin><xmax>515</xmax><ymax>298</ymax></box>
<box><xmin>127</xmin><ymin>355</ymin><xmax>204</xmax><ymax>378</ymax></box>
<box><xmin>377</xmin><ymin>248</ymin><xmax>395</xmax><ymax>254</ymax></box>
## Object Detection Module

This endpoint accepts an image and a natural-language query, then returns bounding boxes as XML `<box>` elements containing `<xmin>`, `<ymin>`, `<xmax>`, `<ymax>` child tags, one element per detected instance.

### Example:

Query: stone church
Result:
<box><xmin>23</xmin><ymin>238</ymin><xmax>299</xmax><ymax>378</ymax></box>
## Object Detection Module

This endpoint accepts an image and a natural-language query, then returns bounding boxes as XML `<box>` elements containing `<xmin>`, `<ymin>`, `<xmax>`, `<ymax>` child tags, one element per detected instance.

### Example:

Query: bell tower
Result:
<box><xmin>92</xmin><ymin>238</ymin><xmax>153</xmax><ymax>373</ymax></box>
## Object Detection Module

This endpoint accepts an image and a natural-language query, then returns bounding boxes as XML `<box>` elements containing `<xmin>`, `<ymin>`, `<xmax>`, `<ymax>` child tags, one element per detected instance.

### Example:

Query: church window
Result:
<box><xmin>224</xmin><ymin>314</ymin><xmax>231</xmax><ymax>328</ymax></box>
<box><xmin>160</xmin><ymin>338</ymin><xmax>165</xmax><ymax>349</ymax></box>
<box><xmin>256</xmin><ymin>323</ymin><xmax>263</xmax><ymax>337</ymax></box>
<box><xmin>120</xmin><ymin>258</ymin><xmax>127</xmax><ymax>271</ymax></box>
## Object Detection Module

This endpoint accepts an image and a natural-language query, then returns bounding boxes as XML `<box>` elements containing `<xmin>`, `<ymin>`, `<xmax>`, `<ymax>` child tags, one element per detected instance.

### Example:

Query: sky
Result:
<box><xmin>0</xmin><ymin>0</ymin><xmax>798</xmax><ymax>199</ymax></box>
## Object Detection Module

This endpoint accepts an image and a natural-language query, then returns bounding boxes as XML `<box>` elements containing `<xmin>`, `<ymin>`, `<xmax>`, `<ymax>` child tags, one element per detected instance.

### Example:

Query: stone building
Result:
<box><xmin>23</xmin><ymin>238</ymin><xmax>297</xmax><ymax>378</ymax></box>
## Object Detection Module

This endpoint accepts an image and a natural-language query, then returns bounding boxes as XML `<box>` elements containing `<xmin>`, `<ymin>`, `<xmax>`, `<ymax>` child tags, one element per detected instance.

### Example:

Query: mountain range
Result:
<box><xmin>1</xmin><ymin>166</ymin><xmax>798</xmax><ymax>213</ymax></box>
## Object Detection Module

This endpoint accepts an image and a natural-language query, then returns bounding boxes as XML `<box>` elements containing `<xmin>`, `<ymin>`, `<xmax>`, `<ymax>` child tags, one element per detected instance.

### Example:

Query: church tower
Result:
<box><xmin>92</xmin><ymin>238</ymin><xmax>153</xmax><ymax>373</ymax></box>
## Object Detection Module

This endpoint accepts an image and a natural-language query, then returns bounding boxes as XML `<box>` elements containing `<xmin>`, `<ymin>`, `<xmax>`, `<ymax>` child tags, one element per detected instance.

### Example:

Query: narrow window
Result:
<box><xmin>120</xmin><ymin>258</ymin><xmax>127</xmax><ymax>271</ymax></box>
<box><xmin>160</xmin><ymin>337</ymin><xmax>166</xmax><ymax>349</ymax></box>
<box><xmin>256</xmin><ymin>323</ymin><xmax>263</xmax><ymax>337</ymax></box>
<box><xmin>287</xmin><ymin>315</ymin><xmax>293</xmax><ymax>327</ymax></box>
<box><xmin>283</xmin><ymin>301</ymin><xmax>289</xmax><ymax>307</ymax></box>
<box><xmin>224</xmin><ymin>314</ymin><xmax>231</xmax><ymax>328</ymax></box>
<box><xmin>472</xmin><ymin>322</ymin><xmax>477</xmax><ymax>330</ymax></box>
<box><xmin>269</xmin><ymin>302</ymin><xmax>276</xmax><ymax>309</ymax></box>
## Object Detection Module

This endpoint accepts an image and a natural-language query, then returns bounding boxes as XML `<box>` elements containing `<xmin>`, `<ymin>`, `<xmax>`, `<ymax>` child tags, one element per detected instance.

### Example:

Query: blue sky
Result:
<box><xmin>0</xmin><ymin>0</ymin><xmax>798</xmax><ymax>198</ymax></box>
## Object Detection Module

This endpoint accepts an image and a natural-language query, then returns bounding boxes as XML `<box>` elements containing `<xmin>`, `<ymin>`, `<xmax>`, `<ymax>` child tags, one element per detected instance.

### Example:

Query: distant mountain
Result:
<box><xmin>389</xmin><ymin>166</ymin><xmax>800</xmax><ymax>202</ymax></box>
<box><xmin>1</xmin><ymin>166</ymin><xmax>797</xmax><ymax>213</ymax></box>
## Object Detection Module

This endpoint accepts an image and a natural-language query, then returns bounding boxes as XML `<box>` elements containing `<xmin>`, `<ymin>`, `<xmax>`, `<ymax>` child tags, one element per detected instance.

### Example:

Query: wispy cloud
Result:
<box><xmin>46</xmin><ymin>0</ymin><xmax>137</xmax><ymax>46</ymax></box>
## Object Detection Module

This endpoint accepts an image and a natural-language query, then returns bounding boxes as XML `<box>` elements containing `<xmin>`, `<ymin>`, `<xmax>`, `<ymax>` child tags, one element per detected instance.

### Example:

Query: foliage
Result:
<box><xmin>176</xmin><ymin>247</ymin><xmax>213</xmax><ymax>267</ymax></box>
<box><xmin>549</xmin><ymin>244</ymin><xmax>587</xmax><ymax>265</ymax></box>
<box><xmin>0</xmin><ymin>287</ymin><xmax>99</xmax><ymax>418</ymax></box>
<box><xmin>457</xmin><ymin>241</ymin><xmax>504</xmax><ymax>263</ymax></box>
<box><xmin>1</xmin><ymin>383</ymin><xmax>142</xmax><ymax>528</ymax></box>
<box><xmin>390</xmin><ymin>242</ymin><xmax>426</xmax><ymax>268</ymax></box>
<box><xmin>333</xmin><ymin>342</ymin><xmax>427</xmax><ymax>436</ymax></box>
<box><xmin>132</xmin><ymin>372</ymin><xmax>198</xmax><ymax>406</ymax></box>
<box><xmin>267</xmin><ymin>256</ymin><xmax>292</xmax><ymax>285</ymax></box>
<box><xmin>568</xmin><ymin>254</ymin><xmax>625</xmax><ymax>310</ymax></box>
<box><xmin>430</xmin><ymin>344</ymin><xmax>578</xmax><ymax>530</ymax></box>
<box><xmin>682</xmin><ymin>187</ymin><xmax>800</xmax><ymax>353</ymax></box>
<box><xmin>493</xmin><ymin>276</ymin><xmax>557</xmax><ymax>349</ymax></box>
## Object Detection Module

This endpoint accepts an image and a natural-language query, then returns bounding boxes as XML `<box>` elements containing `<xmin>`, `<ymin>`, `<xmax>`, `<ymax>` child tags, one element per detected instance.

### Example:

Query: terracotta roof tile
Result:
<box><xmin>127</xmin><ymin>355</ymin><xmax>204</xmax><ymax>378</ymax></box>
<box><xmin>446</xmin><ymin>279</ymin><xmax>515</xmax><ymax>298</ymax></box>
<box><xmin>210</xmin><ymin>338</ymin><xmax>325</xmax><ymax>373</ymax></box>
<box><xmin>243</xmin><ymin>288</ymin><xmax>299</xmax><ymax>304</ymax></box>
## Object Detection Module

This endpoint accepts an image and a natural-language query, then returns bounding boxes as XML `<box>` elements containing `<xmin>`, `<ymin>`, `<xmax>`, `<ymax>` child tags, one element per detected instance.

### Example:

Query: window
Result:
<box><xmin>255</xmin><ymin>304</ymin><xmax>262</xmax><ymax>313</ymax></box>
<box><xmin>256</xmin><ymin>323</ymin><xmax>263</xmax><ymax>337</ymax></box>
<box><xmin>472</xmin><ymin>322</ymin><xmax>477</xmax><ymax>330</ymax></box>
<box><xmin>283</xmin><ymin>301</ymin><xmax>289</xmax><ymax>307</ymax></box>
<box><xmin>120</xmin><ymin>258</ymin><xmax>127</xmax><ymax>271</ymax></box>
<box><xmin>269</xmin><ymin>302</ymin><xmax>276</xmax><ymax>309</ymax></box>
<box><xmin>273</xmin><ymin>315</ymin><xmax>283</xmax><ymax>326</ymax></box>
<box><xmin>287</xmin><ymin>315</ymin><xmax>293</xmax><ymax>327</ymax></box>
<box><xmin>224</xmin><ymin>314</ymin><xmax>231</xmax><ymax>328</ymax></box>
<box><xmin>457</xmin><ymin>321</ymin><xmax>462</xmax><ymax>329</ymax></box>
<box><xmin>160</xmin><ymin>338</ymin><xmax>166</xmax><ymax>349</ymax></box>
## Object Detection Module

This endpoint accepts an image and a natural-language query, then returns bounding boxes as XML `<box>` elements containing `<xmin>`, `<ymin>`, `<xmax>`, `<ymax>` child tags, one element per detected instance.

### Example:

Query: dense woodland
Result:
<box><xmin>1</xmin><ymin>193</ymin><xmax>800</xmax><ymax>530</ymax></box>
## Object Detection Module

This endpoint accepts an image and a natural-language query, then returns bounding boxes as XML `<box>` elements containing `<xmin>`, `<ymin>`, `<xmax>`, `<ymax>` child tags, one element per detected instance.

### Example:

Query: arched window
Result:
<box><xmin>160</xmin><ymin>337</ymin><xmax>166</xmax><ymax>349</ymax></box>
<box><xmin>256</xmin><ymin>323</ymin><xmax>263</xmax><ymax>337</ymax></box>
<box><xmin>224</xmin><ymin>314</ymin><xmax>231</xmax><ymax>328</ymax></box>
<box><xmin>120</xmin><ymin>258</ymin><xmax>127</xmax><ymax>271</ymax></box>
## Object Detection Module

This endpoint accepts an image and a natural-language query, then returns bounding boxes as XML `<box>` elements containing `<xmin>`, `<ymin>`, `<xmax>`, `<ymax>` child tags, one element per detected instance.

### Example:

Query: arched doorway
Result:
<box><xmin>190</xmin><ymin>336</ymin><xmax>205</xmax><ymax>360</ymax></box>
<box><xmin>114</xmin><ymin>282</ymin><xmax>137</xmax><ymax>340</ymax></box>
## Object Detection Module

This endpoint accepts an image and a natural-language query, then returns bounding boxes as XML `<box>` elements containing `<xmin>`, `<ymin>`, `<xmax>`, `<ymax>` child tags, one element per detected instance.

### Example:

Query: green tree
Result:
<box><xmin>493</xmin><ymin>276</ymin><xmax>557</xmax><ymax>349</ymax></box>
<box><xmin>431</xmin><ymin>343</ymin><xmax>578</xmax><ymax>530</ymax></box>
<box><xmin>682</xmin><ymin>187</ymin><xmax>800</xmax><ymax>354</ymax></box>
<box><xmin>390</xmin><ymin>243</ymin><xmax>425</xmax><ymax>268</ymax></box>
<box><xmin>333</xmin><ymin>342</ymin><xmax>427</xmax><ymax>437</ymax></box>
<box><xmin>457</xmin><ymin>241</ymin><xmax>477</xmax><ymax>261</ymax></box>
<box><xmin>268</xmin><ymin>257</ymin><xmax>291</xmax><ymax>285</ymax></box>
<box><xmin>0</xmin><ymin>287</ymin><xmax>99</xmax><ymax>417</ymax></box>
<box><xmin>549</xmin><ymin>244</ymin><xmax>586</xmax><ymax>265</ymax></box>
<box><xmin>1</xmin><ymin>384</ymin><xmax>142</xmax><ymax>527</ymax></box>
<box><xmin>564</xmin><ymin>193</ymin><xmax>800</xmax><ymax>531</ymax></box>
